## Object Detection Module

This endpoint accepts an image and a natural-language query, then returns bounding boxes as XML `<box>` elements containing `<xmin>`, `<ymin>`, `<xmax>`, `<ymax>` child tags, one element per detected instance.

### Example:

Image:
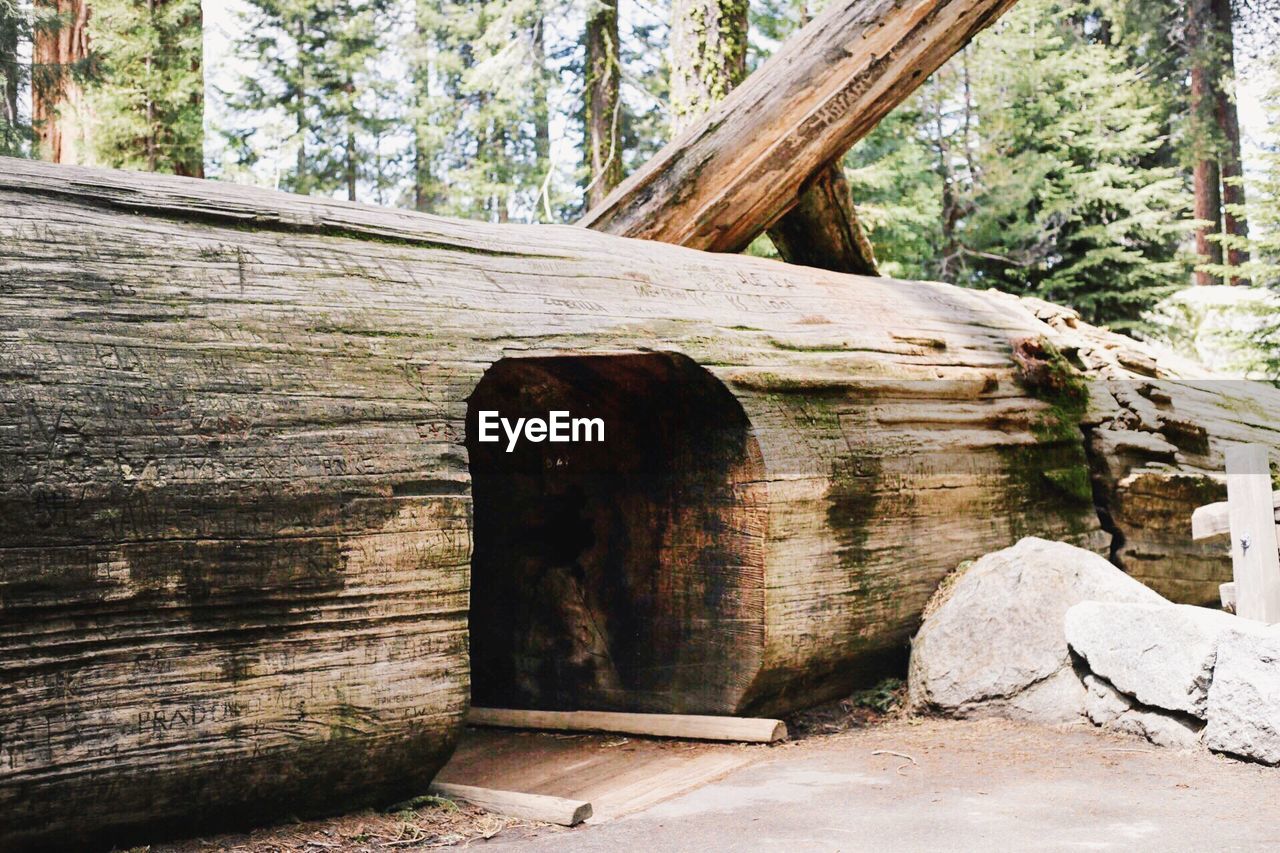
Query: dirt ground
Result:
<box><xmin>142</xmin><ymin>696</ymin><xmax>1280</xmax><ymax>852</ymax></box>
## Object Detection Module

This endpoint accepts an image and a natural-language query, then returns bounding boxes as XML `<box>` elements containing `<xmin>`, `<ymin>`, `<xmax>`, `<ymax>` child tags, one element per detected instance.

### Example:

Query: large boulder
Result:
<box><xmin>1204</xmin><ymin>630</ymin><xmax>1280</xmax><ymax>764</ymax></box>
<box><xmin>1065</xmin><ymin>602</ymin><xmax>1271</xmax><ymax>718</ymax></box>
<box><xmin>909</xmin><ymin>537</ymin><xmax>1165</xmax><ymax>722</ymax></box>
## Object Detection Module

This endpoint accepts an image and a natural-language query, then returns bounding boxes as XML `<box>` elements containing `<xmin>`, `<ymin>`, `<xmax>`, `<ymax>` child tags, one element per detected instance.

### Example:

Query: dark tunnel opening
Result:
<box><xmin>465</xmin><ymin>352</ymin><xmax>767</xmax><ymax>714</ymax></box>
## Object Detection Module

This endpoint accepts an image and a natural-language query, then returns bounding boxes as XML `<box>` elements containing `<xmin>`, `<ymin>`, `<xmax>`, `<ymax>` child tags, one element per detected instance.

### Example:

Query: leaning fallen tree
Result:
<box><xmin>2</xmin><ymin>159</ymin><xmax>1277</xmax><ymax>849</ymax></box>
<box><xmin>581</xmin><ymin>0</ymin><xmax>1020</xmax><ymax>251</ymax></box>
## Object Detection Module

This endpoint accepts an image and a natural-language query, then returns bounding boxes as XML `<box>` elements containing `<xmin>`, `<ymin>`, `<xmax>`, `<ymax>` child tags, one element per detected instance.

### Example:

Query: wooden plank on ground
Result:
<box><xmin>468</xmin><ymin>708</ymin><xmax>787</xmax><ymax>743</ymax></box>
<box><xmin>1192</xmin><ymin>493</ymin><xmax>1280</xmax><ymax>540</ymax></box>
<box><xmin>428</xmin><ymin>781</ymin><xmax>592</xmax><ymax>826</ymax></box>
<box><xmin>434</xmin><ymin>727</ymin><xmax>762</xmax><ymax>822</ymax></box>
<box><xmin>1225</xmin><ymin>445</ymin><xmax>1280</xmax><ymax>622</ymax></box>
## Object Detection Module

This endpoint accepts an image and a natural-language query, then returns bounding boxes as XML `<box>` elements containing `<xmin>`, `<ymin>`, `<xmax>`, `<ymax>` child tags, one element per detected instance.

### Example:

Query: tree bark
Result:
<box><xmin>669</xmin><ymin>0</ymin><xmax>747</xmax><ymax>132</ymax></box>
<box><xmin>32</xmin><ymin>0</ymin><xmax>94</xmax><ymax>165</ymax></box>
<box><xmin>583</xmin><ymin>0</ymin><xmax>621</xmax><ymax>210</ymax></box>
<box><xmin>580</xmin><ymin>0</ymin><xmax>1019</xmax><ymax>252</ymax></box>
<box><xmin>1212</xmin><ymin>0</ymin><xmax>1248</xmax><ymax>282</ymax></box>
<box><xmin>532</xmin><ymin>13</ymin><xmax>550</xmax><ymax>216</ymax></box>
<box><xmin>1188</xmin><ymin>0</ymin><xmax>1227</xmax><ymax>285</ymax></box>
<box><xmin>5</xmin><ymin>157</ymin><xmax>1280</xmax><ymax>846</ymax></box>
<box><xmin>765</xmin><ymin>161</ymin><xmax>879</xmax><ymax>275</ymax></box>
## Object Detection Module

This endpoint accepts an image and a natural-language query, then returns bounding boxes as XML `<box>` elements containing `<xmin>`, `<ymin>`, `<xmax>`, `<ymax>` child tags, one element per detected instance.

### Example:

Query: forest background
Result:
<box><xmin>2</xmin><ymin>0</ymin><xmax>1279</xmax><ymax>371</ymax></box>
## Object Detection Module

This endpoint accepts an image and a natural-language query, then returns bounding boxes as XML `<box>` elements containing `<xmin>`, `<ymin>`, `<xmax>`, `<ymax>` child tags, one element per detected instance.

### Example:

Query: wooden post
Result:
<box><xmin>1225</xmin><ymin>445</ymin><xmax>1280</xmax><ymax>622</ymax></box>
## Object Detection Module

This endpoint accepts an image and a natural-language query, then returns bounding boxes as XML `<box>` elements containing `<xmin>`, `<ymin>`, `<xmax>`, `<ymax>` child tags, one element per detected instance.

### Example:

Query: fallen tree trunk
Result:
<box><xmin>767</xmin><ymin>161</ymin><xmax>879</xmax><ymax>275</ymax></box>
<box><xmin>2</xmin><ymin>159</ymin><xmax>1278</xmax><ymax>848</ymax></box>
<box><xmin>580</xmin><ymin>0</ymin><xmax>1018</xmax><ymax>252</ymax></box>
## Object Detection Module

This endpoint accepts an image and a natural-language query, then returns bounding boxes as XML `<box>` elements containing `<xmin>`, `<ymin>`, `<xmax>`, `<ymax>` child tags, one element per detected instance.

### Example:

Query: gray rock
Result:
<box><xmin>1001</xmin><ymin>667</ymin><xmax>1089</xmax><ymax>725</ymax></box>
<box><xmin>1083</xmin><ymin>674</ymin><xmax>1133</xmax><ymax>726</ymax></box>
<box><xmin>1065</xmin><ymin>601</ymin><xmax>1270</xmax><ymax>719</ymax></box>
<box><xmin>1110</xmin><ymin>708</ymin><xmax>1203</xmax><ymax>750</ymax></box>
<box><xmin>1204</xmin><ymin>629</ymin><xmax>1280</xmax><ymax>764</ymax></box>
<box><xmin>1083</xmin><ymin>674</ymin><xmax>1204</xmax><ymax>749</ymax></box>
<box><xmin>909</xmin><ymin>537</ymin><xmax>1165</xmax><ymax>723</ymax></box>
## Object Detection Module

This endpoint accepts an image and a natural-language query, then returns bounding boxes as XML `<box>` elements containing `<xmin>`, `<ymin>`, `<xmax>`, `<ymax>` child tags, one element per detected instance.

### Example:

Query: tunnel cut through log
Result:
<box><xmin>465</xmin><ymin>353</ymin><xmax>768</xmax><ymax>715</ymax></box>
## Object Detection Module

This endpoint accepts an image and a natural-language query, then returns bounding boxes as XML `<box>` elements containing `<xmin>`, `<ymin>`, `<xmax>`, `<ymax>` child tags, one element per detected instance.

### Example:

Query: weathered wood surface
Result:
<box><xmin>766</xmin><ymin>162</ymin><xmax>880</xmax><ymax>276</ymax></box>
<box><xmin>1021</xmin><ymin>297</ymin><xmax>1280</xmax><ymax>604</ymax></box>
<box><xmin>579</xmin><ymin>0</ymin><xmax>1019</xmax><ymax>251</ymax></box>
<box><xmin>468</xmin><ymin>708</ymin><xmax>787</xmax><ymax>743</ymax></box>
<box><xmin>3</xmin><ymin>159</ymin><xmax>1280</xmax><ymax>846</ymax></box>
<box><xmin>428</xmin><ymin>782</ymin><xmax>593</xmax><ymax>826</ymax></box>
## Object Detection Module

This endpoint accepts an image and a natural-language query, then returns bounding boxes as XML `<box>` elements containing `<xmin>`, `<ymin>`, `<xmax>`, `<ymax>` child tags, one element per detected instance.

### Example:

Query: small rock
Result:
<box><xmin>909</xmin><ymin>537</ymin><xmax>1165</xmax><ymax>723</ymax></box>
<box><xmin>1002</xmin><ymin>667</ymin><xmax>1088</xmax><ymax>725</ymax></box>
<box><xmin>1110</xmin><ymin>708</ymin><xmax>1203</xmax><ymax>750</ymax></box>
<box><xmin>1204</xmin><ymin>630</ymin><xmax>1280</xmax><ymax>764</ymax></box>
<box><xmin>1065</xmin><ymin>601</ymin><xmax>1270</xmax><ymax>718</ymax></box>
<box><xmin>1083</xmin><ymin>674</ymin><xmax>1133</xmax><ymax>726</ymax></box>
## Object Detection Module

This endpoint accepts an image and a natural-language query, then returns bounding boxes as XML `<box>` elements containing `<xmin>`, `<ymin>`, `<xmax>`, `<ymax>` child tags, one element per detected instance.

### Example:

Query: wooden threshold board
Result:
<box><xmin>434</xmin><ymin>727</ymin><xmax>767</xmax><ymax>823</ymax></box>
<box><xmin>468</xmin><ymin>707</ymin><xmax>788</xmax><ymax>743</ymax></box>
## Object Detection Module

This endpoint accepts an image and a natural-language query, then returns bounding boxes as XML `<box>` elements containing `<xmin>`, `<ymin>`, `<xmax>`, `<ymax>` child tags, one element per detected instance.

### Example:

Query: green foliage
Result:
<box><xmin>846</xmin><ymin>0</ymin><xmax>1190</xmax><ymax>332</ymax></box>
<box><xmin>87</xmin><ymin>0</ymin><xmax>204</xmax><ymax>174</ymax></box>
<box><xmin>0</xmin><ymin>0</ymin><xmax>27</xmax><ymax>155</ymax></box>
<box><xmin>1196</xmin><ymin>52</ymin><xmax>1280</xmax><ymax>381</ymax></box>
<box><xmin>225</xmin><ymin>0</ymin><xmax>401</xmax><ymax>199</ymax></box>
<box><xmin>849</xmin><ymin>677</ymin><xmax>905</xmax><ymax>714</ymax></box>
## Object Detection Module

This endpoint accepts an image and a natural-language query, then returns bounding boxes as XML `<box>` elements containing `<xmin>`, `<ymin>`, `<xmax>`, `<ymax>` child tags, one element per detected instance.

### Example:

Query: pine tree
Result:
<box><xmin>846</xmin><ymin>0</ymin><xmax>1189</xmax><ymax>331</ymax></box>
<box><xmin>1208</xmin><ymin>70</ymin><xmax>1280</xmax><ymax>381</ymax></box>
<box><xmin>227</xmin><ymin>0</ymin><xmax>401</xmax><ymax>201</ymax></box>
<box><xmin>87</xmin><ymin>0</ymin><xmax>204</xmax><ymax>175</ymax></box>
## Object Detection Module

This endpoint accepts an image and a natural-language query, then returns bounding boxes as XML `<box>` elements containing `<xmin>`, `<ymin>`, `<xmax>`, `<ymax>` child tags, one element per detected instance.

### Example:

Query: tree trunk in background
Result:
<box><xmin>669</xmin><ymin>0</ymin><xmax>747</xmax><ymax>132</ymax></box>
<box><xmin>584</xmin><ymin>0</ymin><xmax>621</xmax><ymax>210</ymax></box>
<box><xmin>532</xmin><ymin>14</ymin><xmax>550</xmax><ymax>217</ymax></box>
<box><xmin>1187</xmin><ymin>0</ymin><xmax>1221</xmax><ymax>284</ymax></box>
<box><xmin>32</xmin><ymin>0</ymin><xmax>94</xmax><ymax>165</ymax></box>
<box><xmin>166</xmin><ymin>0</ymin><xmax>204</xmax><ymax>178</ymax></box>
<box><xmin>766</xmin><ymin>162</ymin><xmax>879</xmax><ymax>275</ymax></box>
<box><xmin>1</xmin><ymin>7</ymin><xmax>18</xmax><ymax>133</ymax></box>
<box><xmin>1186</xmin><ymin>0</ymin><xmax>1248</xmax><ymax>286</ymax></box>
<box><xmin>1192</xmin><ymin>155</ymin><xmax>1222</xmax><ymax>286</ymax></box>
<box><xmin>1212</xmin><ymin>0</ymin><xmax>1248</xmax><ymax>282</ymax></box>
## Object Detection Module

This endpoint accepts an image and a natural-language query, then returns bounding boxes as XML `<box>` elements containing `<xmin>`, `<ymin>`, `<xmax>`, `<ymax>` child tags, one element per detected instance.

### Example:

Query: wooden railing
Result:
<box><xmin>1191</xmin><ymin>445</ymin><xmax>1280</xmax><ymax>622</ymax></box>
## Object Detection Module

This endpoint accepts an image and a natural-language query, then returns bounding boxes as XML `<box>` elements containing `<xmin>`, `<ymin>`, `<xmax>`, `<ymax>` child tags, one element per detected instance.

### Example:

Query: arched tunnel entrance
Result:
<box><xmin>465</xmin><ymin>352</ymin><xmax>766</xmax><ymax>715</ymax></box>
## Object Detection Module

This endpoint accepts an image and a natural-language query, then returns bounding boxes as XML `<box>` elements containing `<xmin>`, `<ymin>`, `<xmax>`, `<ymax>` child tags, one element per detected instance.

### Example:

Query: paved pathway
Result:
<box><xmin>492</xmin><ymin>717</ymin><xmax>1280</xmax><ymax>852</ymax></box>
